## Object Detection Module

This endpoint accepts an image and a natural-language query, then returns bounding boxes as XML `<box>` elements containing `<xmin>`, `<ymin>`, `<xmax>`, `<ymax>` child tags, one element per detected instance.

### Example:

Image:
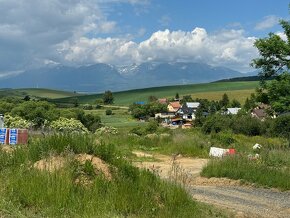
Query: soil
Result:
<box><xmin>133</xmin><ymin>151</ymin><xmax>290</xmax><ymax>218</ymax></box>
<box><xmin>34</xmin><ymin>154</ymin><xmax>112</xmax><ymax>180</ymax></box>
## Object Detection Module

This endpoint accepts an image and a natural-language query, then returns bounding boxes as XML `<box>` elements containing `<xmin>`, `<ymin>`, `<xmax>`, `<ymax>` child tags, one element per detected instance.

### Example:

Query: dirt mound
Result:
<box><xmin>33</xmin><ymin>156</ymin><xmax>66</xmax><ymax>172</ymax></box>
<box><xmin>75</xmin><ymin>154</ymin><xmax>112</xmax><ymax>180</ymax></box>
<box><xmin>34</xmin><ymin>154</ymin><xmax>112</xmax><ymax>180</ymax></box>
<box><xmin>1</xmin><ymin>145</ymin><xmax>15</xmax><ymax>153</ymax></box>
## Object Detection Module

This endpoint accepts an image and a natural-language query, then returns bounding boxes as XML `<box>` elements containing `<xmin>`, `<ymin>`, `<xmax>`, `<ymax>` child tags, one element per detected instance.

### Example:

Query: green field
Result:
<box><xmin>87</xmin><ymin>107</ymin><xmax>145</xmax><ymax>128</ymax></box>
<box><xmin>52</xmin><ymin>81</ymin><xmax>259</xmax><ymax>106</ymax></box>
<box><xmin>0</xmin><ymin>88</ymin><xmax>82</xmax><ymax>99</ymax></box>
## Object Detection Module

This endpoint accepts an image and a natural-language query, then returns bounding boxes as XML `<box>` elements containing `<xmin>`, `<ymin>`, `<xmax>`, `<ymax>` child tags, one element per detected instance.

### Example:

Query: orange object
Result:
<box><xmin>227</xmin><ymin>148</ymin><xmax>236</xmax><ymax>155</ymax></box>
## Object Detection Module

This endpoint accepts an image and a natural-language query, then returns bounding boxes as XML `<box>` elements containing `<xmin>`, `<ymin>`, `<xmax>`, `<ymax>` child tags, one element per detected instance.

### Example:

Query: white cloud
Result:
<box><xmin>255</xmin><ymin>15</ymin><xmax>280</xmax><ymax>30</ymax></box>
<box><xmin>61</xmin><ymin>28</ymin><xmax>258</xmax><ymax>72</ymax></box>
<box><xmin>0</xmin><ymin>0</ymin><xmax>258</xmax><ymax>73</ymax></box>
<box><xmin>0</xmin><ymin>0</ymin><xmax>145</xmax><ymax>72</ymax></box>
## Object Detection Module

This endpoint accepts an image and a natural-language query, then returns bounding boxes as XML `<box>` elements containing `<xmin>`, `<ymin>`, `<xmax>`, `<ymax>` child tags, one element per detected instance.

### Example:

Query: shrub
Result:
<box><xmin>271</xmin><ymin>114</ymin><xmax>290</xmax><ymax>141</ymax></box>
<box><xmin>105</xmin><ymin>109</ymin><xmax>113</xmax><ymax>115</ymax></box>
<box><xmin>202</xmin><ymin>114</ymin><xmax>231</xmax><ymax>134</ymax></box>
<box><xmin>95</xmin><ymin>126</ymin><xmax>118</xmax><ymax>135</ymax></box>
<box><xmin>83</xmin><ymin>104</ymin><xmax>93</xmax><ymax>110</ymax></box>
<box><xmin>232</xmin><ymin>115</ymin><xmax>264</xmax><ymax>136</ymax></box>
<box><xmin>50</xmin><ymin>117</ymin><xmax>88</xmax><ymax>133</ymax></box>
<box><xmin>4</xmin><ymin>114</ymin><xmax>31</xmax><ymax>129</ymax></box>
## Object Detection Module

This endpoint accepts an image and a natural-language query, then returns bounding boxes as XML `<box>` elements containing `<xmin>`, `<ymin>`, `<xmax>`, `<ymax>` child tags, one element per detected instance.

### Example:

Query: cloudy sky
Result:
<box><xmin>0</xmin><ymin>0</ymin><xmax>289</xmax><ymax>75</ymax></box>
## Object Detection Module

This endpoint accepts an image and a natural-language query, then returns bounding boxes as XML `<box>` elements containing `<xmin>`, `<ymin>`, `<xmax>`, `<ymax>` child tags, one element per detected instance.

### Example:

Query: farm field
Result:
<box><xmin>0</xmin><ymin>88</ymin><xmax>82</xmax><ymax>99</ymax></box>
<box><xmin>87</xmin><ymin>107</ymin><xmax>145</xmax><ymax>128</ymax></box>
<box><xmin>52</xmin><ymin>81</ymin><xmax>259</xmax><ymax>106</ymax></box>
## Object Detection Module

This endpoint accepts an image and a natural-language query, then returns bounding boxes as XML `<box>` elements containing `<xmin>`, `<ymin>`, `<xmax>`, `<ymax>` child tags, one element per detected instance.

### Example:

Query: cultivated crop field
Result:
<box><xmin>0</xmin><ymin>88</ymin><xmax>82</xmax><ymax>99</ymax></box>
<box><xmin>51</xmin><ymin>81</ymin><xmax>259</xmax><ymax>106</ymax></box>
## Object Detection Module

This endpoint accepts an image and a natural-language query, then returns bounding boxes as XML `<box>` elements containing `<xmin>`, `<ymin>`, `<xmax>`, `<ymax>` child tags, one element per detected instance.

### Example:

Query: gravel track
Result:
<box><xmin>191</xmin><ymin>185</ymin><xmax>290</xmax><ymax>217</ymax></box>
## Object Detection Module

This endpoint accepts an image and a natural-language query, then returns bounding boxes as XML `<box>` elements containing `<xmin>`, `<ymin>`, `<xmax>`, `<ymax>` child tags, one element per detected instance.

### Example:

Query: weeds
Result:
<box><xmin>0</xmin><ymin>133</ymin><xmax>218</xmax><ymax>217</ymax></box>
<box><xmin>202</xmin><ymin>155</ymin><xmax>290</xmax><ymax>191</ymax></box>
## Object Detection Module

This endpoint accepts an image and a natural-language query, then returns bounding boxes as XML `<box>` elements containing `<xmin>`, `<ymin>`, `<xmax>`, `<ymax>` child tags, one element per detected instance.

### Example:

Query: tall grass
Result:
<box><xmin>0</xmin><ymin>133</ymin><xmax>224</xmax><ymax>217</ymax></box>
<box><xmin>202</xmin><ymin>155</ymin><xmax>290</xmax><ymax>191</ymax></box>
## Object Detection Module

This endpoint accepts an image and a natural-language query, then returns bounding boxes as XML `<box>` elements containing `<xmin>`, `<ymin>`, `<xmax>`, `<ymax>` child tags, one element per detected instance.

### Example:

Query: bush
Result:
<box><xmin>50</xmin><ymin>117</ymin><xmax>88</xmax><ymax>133</ymax></box>
<box><xmin>271</xmin><ymin>114</ymin><xmax>290</xmax><ymax>141</ymax></box>
<box><xmin>202</xmin><ymin>114</ymin><xmax>231</xmax><ymax>134</ymax></box>
<box><xmin>232</xmin><ymin>115</ymin><xmax>264</xmax><ymax>136</ymax></box>
<box><xmin>95</xmin><ymin>126</ymin><xmax>118</xmax><ymax>135</ymax></box>
<box><xmin>4</xmin><ymin>114</ymin><xmax>31</xmax><ymax>129</ymax></box>
<box><xmin>105</xmin><ymin>109</ymin><xmax>113</xmax><ymax>115</ymax></box>
<box><xmin>83</xmin><ymin>104</ymin><xmax>93</xmax><ymax>110</ymax></box>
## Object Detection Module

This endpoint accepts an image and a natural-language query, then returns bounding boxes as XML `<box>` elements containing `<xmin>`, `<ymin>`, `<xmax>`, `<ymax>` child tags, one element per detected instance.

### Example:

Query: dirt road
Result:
<box><xmin>132</xmin><ymin>151</ymin><xmax>290</xmax><ymax>218</ymax></box>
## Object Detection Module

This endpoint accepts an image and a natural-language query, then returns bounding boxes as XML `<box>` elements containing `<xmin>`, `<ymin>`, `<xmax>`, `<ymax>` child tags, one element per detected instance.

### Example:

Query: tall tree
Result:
<box><xmin>220</xmin><ymin>93</ymin><xmax>229</xmax><ymax>108</ymax></box>
<box><xmin>103</xmin><ymin>90</ymin><xmax>114</xmax><ymax>105</ymax></box>
<box><xmin>251</xmin><ymin>19</ymin><xmax>290</xmax><ymax>85</ymax></box>
<box><xmin>251</xmin><ymin>15</ymin><xmax>290</xmax><ymax>113</ymax></box>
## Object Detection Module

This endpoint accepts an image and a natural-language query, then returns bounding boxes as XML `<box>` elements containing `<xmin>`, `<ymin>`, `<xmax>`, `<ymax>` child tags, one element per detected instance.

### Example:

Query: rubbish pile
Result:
<box><xmin>209</xmin><ymin>147</ymin><xmax>236</xmax><ymax>157</ymax></box>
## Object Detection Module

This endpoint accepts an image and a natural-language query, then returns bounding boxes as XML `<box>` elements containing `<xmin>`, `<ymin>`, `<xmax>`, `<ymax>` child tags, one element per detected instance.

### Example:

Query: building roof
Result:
<box><xmin>186</xmin><ymin>102</ymin><xmax>200</xmax><ymax>108</ymax></box>
<box><xmin>169</xmin><ymin>101</ymin><xmax>181</xmax><ymax>109</ymax></box>
<box><xmin>157</xmin><ymin>98</ymin><xmax>167</xmax><ymax>104</ymax></box>
<box><xmin>252</xmin><ymin>109</ymin><xmax>267</xmax><ymax>118</ymax></box>
<box><xmin>227</xmin><ymin>108</ymin><xmax>241</xmax><ymax>115</ymax></box>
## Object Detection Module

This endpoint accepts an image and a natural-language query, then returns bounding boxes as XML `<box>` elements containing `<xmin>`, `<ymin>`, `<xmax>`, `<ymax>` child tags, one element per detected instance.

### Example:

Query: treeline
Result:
<box><xmin>200</xmin><ymin>113</ymin><xmax>290</xmax><ymax>141</ymax></box>
<box><xmin>0</xmin><ymin>97</ymin><xmax>101</xmax><ymax>132</ymax></box>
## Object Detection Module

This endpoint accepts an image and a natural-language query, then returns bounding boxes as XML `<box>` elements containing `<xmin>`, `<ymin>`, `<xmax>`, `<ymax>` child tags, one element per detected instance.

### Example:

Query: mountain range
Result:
<box><xmin>0</xmin><ymin>62</ymin><xmax>256</xmax><ymax>92</ymax></box>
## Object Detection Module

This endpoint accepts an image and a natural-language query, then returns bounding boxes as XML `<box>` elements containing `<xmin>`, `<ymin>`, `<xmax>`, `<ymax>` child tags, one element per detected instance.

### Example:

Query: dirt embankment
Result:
<box><xmin>133</xmin><ymin>151</ymin><xmax>290</xmax><ymax>218</ymax></box>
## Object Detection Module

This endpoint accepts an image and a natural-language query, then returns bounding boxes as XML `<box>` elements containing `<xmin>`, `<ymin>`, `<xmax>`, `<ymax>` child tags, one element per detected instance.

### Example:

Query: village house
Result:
<box><xmin>157</xmin><ymin>98</ymin><xmax>168</xmax><ymax>105</ymax></box>
<box><xmin>167</xmin><ymin>101</ymin><xmax>181</xmax><ymax>113</ymax></box>
<box><xmin>176</xmin><ymin>102</ymin><xmax>200</xmax><ymax>120</ymax></box>
<box><xmin>251</xmin><ymin>103</ymin><xmax>275</xmax><ymax>120</ymax></box>
<box><xmin>224</xmin><ymin>107</ymin><xmax>241</xmax><ymax>115</ymax></box>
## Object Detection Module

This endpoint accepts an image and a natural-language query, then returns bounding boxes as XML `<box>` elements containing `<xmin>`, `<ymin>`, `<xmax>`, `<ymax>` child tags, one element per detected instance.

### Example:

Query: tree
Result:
<box><xmin>220</xmin><ymin>93</ymin><xmax>229</xmax><ymax>108</ymax></box>
<box><xmin>175</xmin><ymin>93</ymin><xmax>180</xmax><ymax>100</ymax></box>
<box><xmin>251</xmin><ymin>16</ymin><xmax>290</xmax><ymax>113</ymax></box>
<box><xmin>23</xmin><ymin>95</ymin><xmax>30</xmax><ymax>101</ymax></box>
<box><xmin>231</xmin><ymin>99</ymin><xmax>241</xmax><ymax>108</ymax></box>
<box><xmin>148</xmin><ymin>95</ymin><xmax>158</xmax><ymax>102</ymax></box>
<box><xmin>180</xmin><ymin>95</ymin><xmax>193</xmax><ymax>104</ymax></box>
<box><xmin>103</xmin><ymin>90</ymin><xmax>114</xmax><ymax>104</ymax></box>
<box><xmin>251</xmin><ymin>19</ymin><xmax>290</xmax><ymax>83</ymax></box>
<box><xmin>266</xmin><ymin>73</ymin><xmax>290</xmax><ymax>113</ymax></box>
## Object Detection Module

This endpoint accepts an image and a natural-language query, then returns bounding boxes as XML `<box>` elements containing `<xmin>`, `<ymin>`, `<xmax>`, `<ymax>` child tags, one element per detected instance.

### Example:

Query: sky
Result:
<box><xmin>0</xmin><ymin>0</ymin><xmax>289</xmax><ymax>77</ymax></box>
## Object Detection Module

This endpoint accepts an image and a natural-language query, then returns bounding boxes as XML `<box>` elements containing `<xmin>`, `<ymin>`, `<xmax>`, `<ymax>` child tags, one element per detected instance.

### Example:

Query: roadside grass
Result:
<box><xmin>0</xmin><ymin>134</ymin><xmax>226</xmax><ymax>217</ymax></box>
<box><xmin>201</xmin><ymin>155</ymin><xmax>290</xmax><ymax>191</ymax></box>
<box><xmin>201</xmin><ymin>130</ymin><xmax>290</xmax><ymax>190</ymax></box>
<box><xmin>209</xmin><ymin>132</ymin><xmax>288</xmax><ymax>153</ymax></box>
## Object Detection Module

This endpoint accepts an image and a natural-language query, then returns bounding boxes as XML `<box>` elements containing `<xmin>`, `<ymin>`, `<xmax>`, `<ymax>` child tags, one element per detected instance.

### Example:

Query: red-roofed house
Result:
<box><xmin>167</xmin><ymin>101</ymin><xmax>181</xmax><ymax>112</ymax></box>
<box><xmin>157</xmin><ymin>98</ymin><xmax>168</xmax><ymax>104</ymax></box>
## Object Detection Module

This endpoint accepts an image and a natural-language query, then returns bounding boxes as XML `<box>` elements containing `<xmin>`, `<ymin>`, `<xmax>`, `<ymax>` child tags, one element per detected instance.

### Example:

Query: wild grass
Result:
<box><xmin>0</xmin><ymin>88</ymin><xmax>81</xmax><ymax>100</ymax></box>
<box><xmin>88</xmin><ymin>108</ymin><xmax>143</xmax><ymax>128</ymax></box>
<box><xmin>201</xmin><ymin>155</ymin><xmax>290</xmax><ymax>191</ymax></box>
<box><xmin>0</xmin><ymin>133</ymin><xmax>224</xmax><ymax>217</ymax></box>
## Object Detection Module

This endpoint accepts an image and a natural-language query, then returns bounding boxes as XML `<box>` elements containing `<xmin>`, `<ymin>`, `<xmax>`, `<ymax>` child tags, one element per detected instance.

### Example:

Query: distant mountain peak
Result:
<box><xmin>0</xmin><ymin>61</ymin><xmax>250</xmax><ymax>92</ymax></box>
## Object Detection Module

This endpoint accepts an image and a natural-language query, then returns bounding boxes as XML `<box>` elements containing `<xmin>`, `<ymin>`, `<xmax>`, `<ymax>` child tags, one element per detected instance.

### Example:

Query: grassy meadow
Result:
<box><xmin>0</xmin><ymin>88</ymin><xmax>82</xmax><ymax>99</ymax></box>
<box><xmin>52</xmin><ymin>81</ymin><xmax>259</xmax><ymax>106</ymax></box>
<box><xmin>87</xmin><ymin>107</ymin><xmax>144</xmax><ymax>128</ymax></box>
<box><xmin>0</xmin><ymin>133</ymin><xmax>227</xmax><ymax>217</ymax></box>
